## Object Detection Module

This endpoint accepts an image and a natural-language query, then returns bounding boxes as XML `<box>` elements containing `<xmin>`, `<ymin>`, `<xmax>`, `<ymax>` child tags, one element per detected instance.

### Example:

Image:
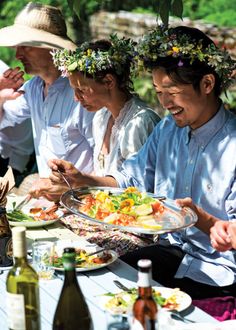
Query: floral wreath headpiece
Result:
<box><xmin>52</xmin><ymin>34</ymin><xmax>136</xmax><ymax>77</ymax></box>
<box><xmin>136</xmin><ymin>25</ymin><xmax>236</xmax><ymax>90</ymax></box>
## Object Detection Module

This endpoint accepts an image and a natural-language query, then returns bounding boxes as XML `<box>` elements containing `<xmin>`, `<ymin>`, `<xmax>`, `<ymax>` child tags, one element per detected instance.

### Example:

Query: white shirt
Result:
<box><xmin>93</xmin><ymin>96</ymin><xmax>160</xmax><ymax>176</ymax></box>
<box><xmin>0</xmin><ymin>75</ymin><xmax>94</xmax><ymax>177</ymax></box>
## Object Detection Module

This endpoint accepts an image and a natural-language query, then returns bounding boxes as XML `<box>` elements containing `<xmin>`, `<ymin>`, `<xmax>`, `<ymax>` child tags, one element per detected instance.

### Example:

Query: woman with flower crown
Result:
<box><xmin>46</xmin><ymin>25</ymin><xmax>236</xmax><ymax>303</ymax></box>
<box><xmin>30</xmin><ymin>35</ymin><xmax>160</xmax><ymax>255</ymax></box>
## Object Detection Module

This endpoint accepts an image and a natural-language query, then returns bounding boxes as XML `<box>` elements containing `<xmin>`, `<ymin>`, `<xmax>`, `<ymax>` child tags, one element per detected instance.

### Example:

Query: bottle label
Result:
<box><xmin>6</xmin><ymin>292</ymin><xmax>26</xmax><ymax>329</ymax></box>
<box><xmin>137</xmin><ymin>272</ymin><xmax>151</xmax><ymax>288</ymax></box>
<box><xmin>131</xmin><ymin>317</ymin><xmax>156</xmax><ymax>330</ymax></box>
<box><xmin>131</xmin><ymin>318</ymin><xmax>144</xmax><ymax>330</ymax></box>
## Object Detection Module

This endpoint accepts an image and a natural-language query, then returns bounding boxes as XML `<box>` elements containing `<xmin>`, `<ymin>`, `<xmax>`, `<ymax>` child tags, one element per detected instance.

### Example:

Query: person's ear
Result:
<box><xmin>102</xmin><ymin>74</ymin><xmax>115</xmax><ymax>89</ymax></box>
<box><xmin>201</xmin><ymin>74</ymin><xmax>215</xmax><ymax>94</ymax></box>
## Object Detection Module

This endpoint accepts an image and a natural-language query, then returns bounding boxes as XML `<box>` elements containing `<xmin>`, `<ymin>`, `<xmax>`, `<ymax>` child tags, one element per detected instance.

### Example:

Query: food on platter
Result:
<box><xmin>51</xmin><ymin>248</ymin><xmax>113</xmax><ymax>269</ymax></box>
<box><xmin>7</xmin><ymin>202</ymin><xmax>61</xmax><ymax>222</ymax></box>
<box><xmin>102</xmin><ymin>287</ymin><xmax>192</xmax><ymax>315</ymax></box>
<box><xmin>78</xmin><ymin>187</ymin><xmax>165</xmax><ymax>230</ymax></box>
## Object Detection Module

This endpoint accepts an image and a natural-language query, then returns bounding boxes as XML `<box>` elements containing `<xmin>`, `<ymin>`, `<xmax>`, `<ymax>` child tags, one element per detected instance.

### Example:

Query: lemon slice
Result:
<box><xmin>140</xmin><ymin>219</ymin><xmax>162</xmax><ymax>230</ymax></box>
<box><xmin>134</xmin><ymin>204</ymin><xmax>153</xmax><ymax>216</ymax></box>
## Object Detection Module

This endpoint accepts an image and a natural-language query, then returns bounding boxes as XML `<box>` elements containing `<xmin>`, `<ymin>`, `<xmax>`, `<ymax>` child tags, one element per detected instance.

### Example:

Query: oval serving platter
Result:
<box><xmin>60</xmin><ymin>187</ymin><xmax>198</xmax><ymax>235</ymax></box>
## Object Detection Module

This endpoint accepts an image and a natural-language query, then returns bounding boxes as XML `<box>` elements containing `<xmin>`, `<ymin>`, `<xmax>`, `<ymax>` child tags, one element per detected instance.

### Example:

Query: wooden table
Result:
<box><xmin>0</xmin><ymin>221</ymin><xmax>219</xmax><ymax>329</ymax></box>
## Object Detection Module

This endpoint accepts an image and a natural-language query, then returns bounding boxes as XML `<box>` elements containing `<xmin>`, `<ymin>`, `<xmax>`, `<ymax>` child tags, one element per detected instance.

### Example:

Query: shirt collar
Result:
<box><xmin>47</xmin><ymin>76</ymin><xmax>69</xmax><ymax>92</ymax></box>
<box><xmin>187</xmin><ymin>104</ymin><xmax>226</xmax><ymax>149</ymax></box>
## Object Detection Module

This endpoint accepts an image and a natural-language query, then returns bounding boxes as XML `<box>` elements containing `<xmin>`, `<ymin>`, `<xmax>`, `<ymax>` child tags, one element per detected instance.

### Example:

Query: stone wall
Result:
<box><xmin>89</xmin><ymin>11</ymin><xmax>236</xmax><ymax>58</ymax></box>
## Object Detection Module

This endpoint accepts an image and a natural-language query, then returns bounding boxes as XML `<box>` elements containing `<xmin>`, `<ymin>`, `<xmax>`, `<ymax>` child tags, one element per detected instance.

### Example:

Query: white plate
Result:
<box><xmin>101</xmin><ymin>286</ymin><xmax>192</xmax><ymax>316</ymax></box>
<box><xmin>9</xmin><ymin>209</ymin><xmax>63</xmax><ymax>228</ymax></box>
<box><xmin>7</xmin><ymin>196</ymin><xmax>63</xmax><ymax>228</ymax></box>
<box><xmin>52</xmin><ymin>240</ymin><xmax>118</xmax><ymax>272</ymax></box>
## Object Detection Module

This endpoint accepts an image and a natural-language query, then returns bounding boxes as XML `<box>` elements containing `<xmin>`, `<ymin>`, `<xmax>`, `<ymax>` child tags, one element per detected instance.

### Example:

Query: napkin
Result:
<box><xmin>193</xmin><ymin>296</ymin><xmax>236</xmax><ymax>321</ymax></box>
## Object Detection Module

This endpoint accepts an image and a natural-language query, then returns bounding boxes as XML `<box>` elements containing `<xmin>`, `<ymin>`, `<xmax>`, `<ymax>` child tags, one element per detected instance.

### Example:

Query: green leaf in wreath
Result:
<box><xmin>159</xmin><ymin>0</ymin><xmax>171</xmax><ymax>26</ymax></box>
<box><xmin>171</xmin><ymin>0</ymin><xmax>183</xmax><ymax>19</ymax></box>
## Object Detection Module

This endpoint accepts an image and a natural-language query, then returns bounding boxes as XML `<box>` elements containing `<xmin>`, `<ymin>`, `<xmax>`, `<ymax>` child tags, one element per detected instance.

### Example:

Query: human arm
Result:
<box><xmin>176</xmin><ymin>197</ymin><xmax>233</xmax><ymax>251</ymax></box>
<box><xmin>49</xmin><ymin>159</ymin><xmax>118</xmax><ymax>188</ymax></box>
<box><xmin>29</xmin><ymin>159</ymin><xmax>118</xmax><ymax>199</ymax></box>
<box><xmin>0</xmin><ymin>67</ymin><xmax>24</xmax><ymax>91</ymax></box>
<box><xmin>227</xmin><ymin>222</ymin><xmax>236</xmax><ymax>249</ymax></box>
<box><xmin>28</xmin><ymin>178</ymin><xmax>61</xmax><ymax>202</ymax></box>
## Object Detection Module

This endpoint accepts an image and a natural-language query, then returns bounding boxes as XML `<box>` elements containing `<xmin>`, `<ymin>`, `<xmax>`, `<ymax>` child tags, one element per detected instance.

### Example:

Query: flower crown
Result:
<box><xmin>136</xmin><ymin>25</ymin><xmax>236</xmax><ymax>90</ymax></box>
<box><xmin>52</xmin><ymin>34</ymin><xmax>136</xmax><ymax>77</ymax></box>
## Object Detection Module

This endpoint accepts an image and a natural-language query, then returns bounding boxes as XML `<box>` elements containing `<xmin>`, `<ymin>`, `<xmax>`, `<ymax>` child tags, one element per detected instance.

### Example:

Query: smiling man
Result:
<box><xmin>47</xmin><ymin>25</ymin><xmax>236</xmax><ymax>299</ymax></box>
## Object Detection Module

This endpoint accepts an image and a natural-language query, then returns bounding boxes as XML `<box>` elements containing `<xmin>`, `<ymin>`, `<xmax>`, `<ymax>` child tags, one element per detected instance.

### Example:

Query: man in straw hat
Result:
<box><xmin>0</xmin><ymin>2</ymin><xmax>94</xmax><ymax>198</ymax></box>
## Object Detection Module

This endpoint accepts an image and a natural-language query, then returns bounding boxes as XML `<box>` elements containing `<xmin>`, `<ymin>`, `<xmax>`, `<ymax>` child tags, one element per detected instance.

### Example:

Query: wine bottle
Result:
<box><xmin>6</xmin><ymin>226</ymin><xmax>41</xmax><ymax>330</ymax></box>
<box><xmin>53</xmin><ymin>247</ymin><xmax>93</xmax><ymax>330</ymax></box>
<box><xmin>131</xmin><ymin>259</ymin><xmax>157</xmax><ymax>330</ymax></box>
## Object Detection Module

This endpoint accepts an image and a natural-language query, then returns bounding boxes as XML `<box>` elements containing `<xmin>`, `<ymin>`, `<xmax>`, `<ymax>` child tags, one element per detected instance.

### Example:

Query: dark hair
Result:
<box><xmin>145</xmin><ymin>26</ymin><xmax>222</xmax><ymax>96</ymax></box>
<box><xmin>79</xmin><ymin>40</ymin><xmax>134</xmax><ymax>94</ymax></box>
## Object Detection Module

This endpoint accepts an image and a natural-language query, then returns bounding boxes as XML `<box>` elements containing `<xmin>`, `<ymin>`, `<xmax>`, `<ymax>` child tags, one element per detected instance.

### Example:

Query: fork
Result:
<box><xmin>169</xmin><ymin>310</ymin><xmax>195</xmax><ymax>323</ymax></box>
<box><xmin>57</xmin><ymin>169</ymin><xmax>85</xmax><ymax>204</ymax></box>
<box><xmin>15</xmin><ymin>194</ymin><xmax>31</xmax><ymax>211</ymax></box>
<box><xmin>113</xmin><ymin>280</ymin><xmax>134</xmax><ymax>293</ymax></box>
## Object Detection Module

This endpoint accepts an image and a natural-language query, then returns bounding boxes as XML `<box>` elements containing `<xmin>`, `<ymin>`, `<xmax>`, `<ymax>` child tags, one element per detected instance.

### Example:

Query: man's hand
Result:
<box><xmin>0</xmin><ymin>67</ymin><xmax>24</xmax><ymax>90</ymax></box>
<box><xmin>176</xmin><ymin>197</ymin><xmax>233</xmax><ymax>251</ymax></box>
<box><xmin>227</xmin><ymin>222</ymin><xmax>236</xmax><ymax>250</ymax></box>
<box><xmin>210</xmin><ymin>220</ymin><xmax>232</xmax><ymax>252</ymax></box>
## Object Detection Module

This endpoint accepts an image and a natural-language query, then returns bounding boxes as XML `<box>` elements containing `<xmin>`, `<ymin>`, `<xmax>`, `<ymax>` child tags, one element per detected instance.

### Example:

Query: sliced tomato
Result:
<box><xmin>151</xmin><ymin>201</ymin><xmax>165</xmax><ymax>214</ymax></box>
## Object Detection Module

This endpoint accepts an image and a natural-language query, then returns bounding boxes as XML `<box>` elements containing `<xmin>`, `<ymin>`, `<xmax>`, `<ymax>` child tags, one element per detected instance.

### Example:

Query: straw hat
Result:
<box><xmin>0</xmin><ymin>2</ymin><xmax>76</xmax><ymax>50</ymax></box>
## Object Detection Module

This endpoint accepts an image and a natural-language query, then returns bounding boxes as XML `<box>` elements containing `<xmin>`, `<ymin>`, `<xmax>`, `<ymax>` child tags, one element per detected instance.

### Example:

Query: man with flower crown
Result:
<box><xmin>48</xmin><ymin>25</ymin><xmax>236</xmax><ymax>300</ymax></box>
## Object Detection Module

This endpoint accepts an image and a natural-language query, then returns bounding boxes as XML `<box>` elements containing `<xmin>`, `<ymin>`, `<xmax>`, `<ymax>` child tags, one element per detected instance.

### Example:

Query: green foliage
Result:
<box><xmin>133</xmin><ymin>73</ymin><xmax>166</xmax><ymax>117</ymax></box>
<box><xmin>68</xmin><ymin>0</ymin><xmax>183</xmax><ymax>26</ymax></box>
<box><xmin>183</xmin><ymin>0</ymin><xmax>236</xmax><ymax>27</ymax></box>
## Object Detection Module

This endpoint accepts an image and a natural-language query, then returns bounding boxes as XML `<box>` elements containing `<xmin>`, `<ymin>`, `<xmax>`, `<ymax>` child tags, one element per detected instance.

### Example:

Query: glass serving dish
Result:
<box><xmin>60</xmin><ymin>187</ymin><xmax>198</xmax><ymax>235</ymax></box>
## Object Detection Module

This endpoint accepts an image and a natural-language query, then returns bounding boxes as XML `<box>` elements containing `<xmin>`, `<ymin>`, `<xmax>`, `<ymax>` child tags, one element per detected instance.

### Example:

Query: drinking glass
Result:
<box><xmin>32</xmin><ymin>241</ymin><xmax>55</xmax><ymax>280</ymax></box>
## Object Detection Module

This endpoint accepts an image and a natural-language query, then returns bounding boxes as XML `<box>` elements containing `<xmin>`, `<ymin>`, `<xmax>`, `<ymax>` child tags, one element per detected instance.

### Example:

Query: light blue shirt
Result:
<box><xmin>113</xmin><ymin>105</ymin><xmax>236</xmax><ymax>286</ymax></box>
<box><xmin>1</xmin><ymin>76</ymin><xmax>94</xmax><ymax>177</ymax></box>
<box><xmin>0</xmin><ymin>60</ymin><xmax>34</xmax><ymax>172</ymax></box>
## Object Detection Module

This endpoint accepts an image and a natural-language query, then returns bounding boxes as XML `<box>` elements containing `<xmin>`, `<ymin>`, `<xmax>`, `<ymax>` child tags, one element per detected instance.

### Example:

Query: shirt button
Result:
<box><xmin>185</xmin><ymin>186</ymin><xmax>189</xmax><ymax>191</ymax></box>
<box><xmin>189</xmin><ymin>159</ymin><xmax>193</xmax><ymax>164</ymax></box>
<box><xmin>207</xmin><ymin>183</ymin><xmax>212</xmax><ymax>191</ymax></box>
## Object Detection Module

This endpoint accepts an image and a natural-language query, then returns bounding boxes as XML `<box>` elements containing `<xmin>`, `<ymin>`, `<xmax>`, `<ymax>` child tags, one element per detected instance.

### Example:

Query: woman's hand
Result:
<box><xmin>48</xmin><ymin>159</ymin><xmax>84</xmax><ymax>187</ymax></box>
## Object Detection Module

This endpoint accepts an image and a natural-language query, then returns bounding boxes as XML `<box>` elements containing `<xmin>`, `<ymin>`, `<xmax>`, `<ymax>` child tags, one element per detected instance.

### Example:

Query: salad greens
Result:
<box><xmin>7</xmin><ymin>203</ymin><xmax>34</xmax><ymax>222</ymax></box>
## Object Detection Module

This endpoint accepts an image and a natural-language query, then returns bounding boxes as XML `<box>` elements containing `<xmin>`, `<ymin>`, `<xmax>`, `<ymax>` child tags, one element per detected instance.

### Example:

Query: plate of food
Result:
<box><xmin>101</xmin><ymin>286</ymin><xmax>192</xmax><ymax>315</ymax></box>
<box><xmin>60</xmin><ymin>187</ymin><xmax>197</xmax><ymax>235</ymax></box>
<box><xmin>7</xmin><ymin>198</ymin><xmax>63</xmax><ymax>228</ymax></box>
<box><xmin>51</xmin><ymin>240</ymin><xmax>118</xmax><ymax>272</ymax></box>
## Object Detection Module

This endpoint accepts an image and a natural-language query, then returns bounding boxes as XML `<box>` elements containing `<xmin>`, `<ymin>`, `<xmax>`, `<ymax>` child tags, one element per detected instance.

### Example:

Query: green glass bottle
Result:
<box><xmin>6</xmin><ymin>226</ymin><xmax>40</xmax><ymax>330</ymax></box>
<box><xmin>53</xmin><ymin>247</ymin><xmax>93</xmax><ymax>330</ymax></box>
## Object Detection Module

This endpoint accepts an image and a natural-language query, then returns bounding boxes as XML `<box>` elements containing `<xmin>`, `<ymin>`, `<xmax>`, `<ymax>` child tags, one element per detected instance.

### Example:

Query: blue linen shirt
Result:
<box><xmin>112</xmin><ymin>105</ymin><xmax>236</xmax><ymax>286</ymax></box>
<box><xmin>0</xmin><ymin>60</ymin><xmax>34</xmax><ymax>172</ymax></box>
<box><xmin>0</xmin><ymin>76</ymin><xmax>94</xmax><ymax>177</ymax></box>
